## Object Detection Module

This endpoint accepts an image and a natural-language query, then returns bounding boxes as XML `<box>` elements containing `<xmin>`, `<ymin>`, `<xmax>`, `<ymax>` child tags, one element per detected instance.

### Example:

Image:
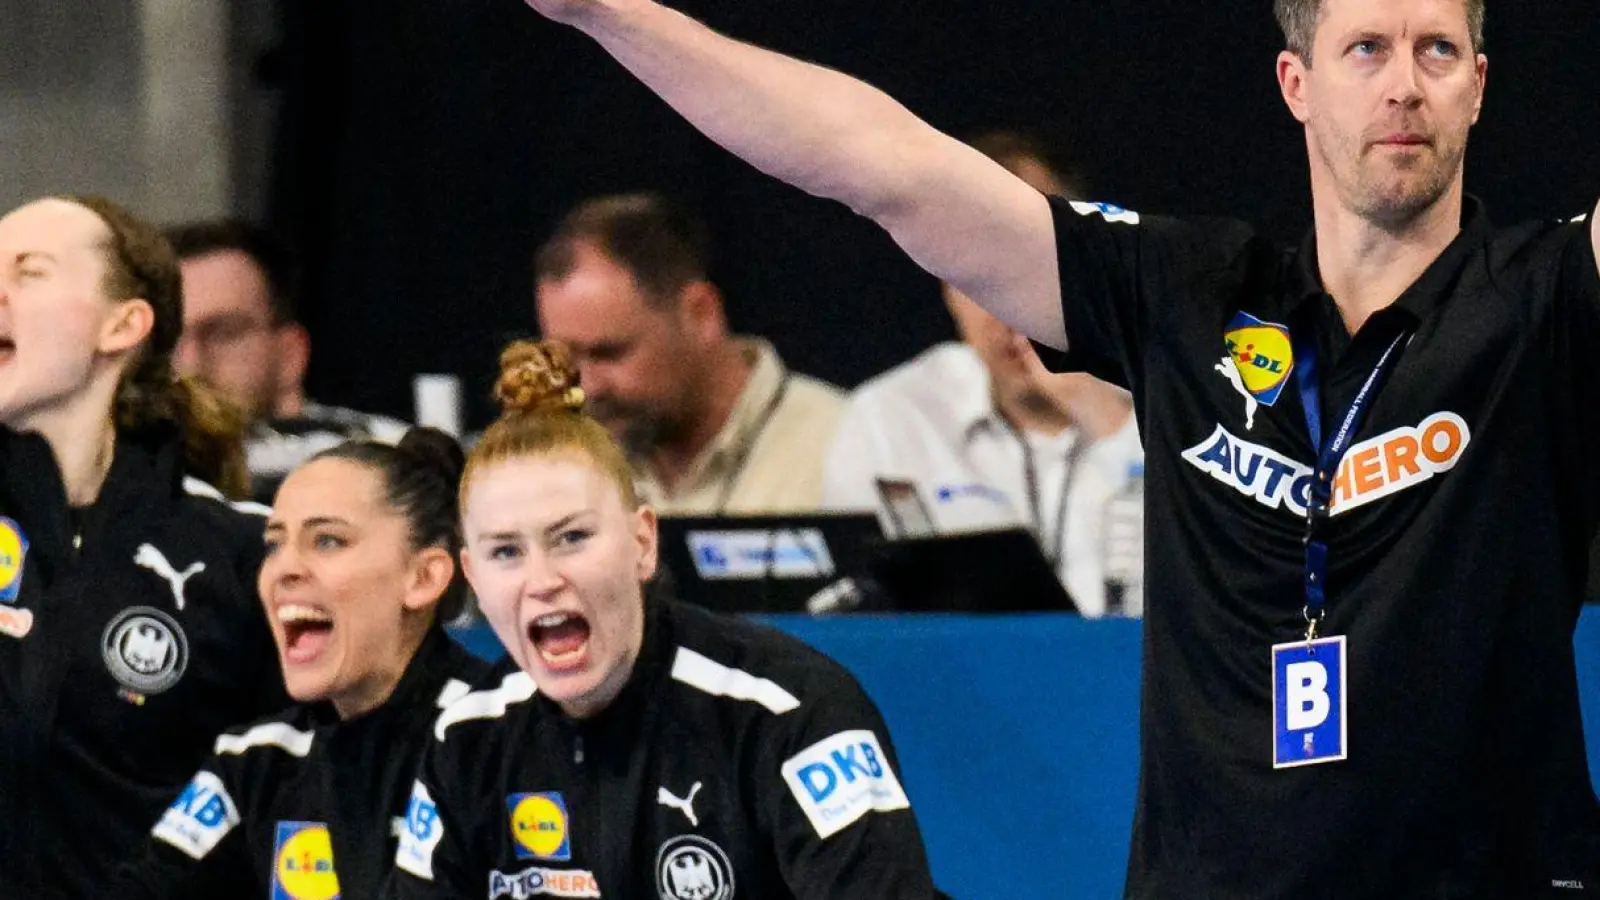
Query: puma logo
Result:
<box><xmin>1215</xmin><ymin>356</ymin><xmax>1259</xmax><ymax>431</ymax></box>
<box><xmin>656</xmin><ymin>781</ymin><xmax>703</xmax><ymax>828</ymax></box>
<box><xmin>134</xmin><ymin>544</ymin><xmax>206</xmax><ymax>612</ymax></box>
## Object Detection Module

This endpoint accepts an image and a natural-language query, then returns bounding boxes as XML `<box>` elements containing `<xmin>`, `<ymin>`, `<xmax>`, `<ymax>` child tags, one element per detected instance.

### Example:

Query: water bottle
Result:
<box><xmin>1102</xmin><ymin>461</ymin><xmax>1145</xmax><ymax>617</ymax></box>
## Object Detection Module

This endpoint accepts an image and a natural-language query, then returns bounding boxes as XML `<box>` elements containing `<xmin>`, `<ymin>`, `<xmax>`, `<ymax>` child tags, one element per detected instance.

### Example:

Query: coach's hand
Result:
<box><xmin>522</xmin><ymin>0</ymin><xmax>649</xmax><ymax>28</ymax></box>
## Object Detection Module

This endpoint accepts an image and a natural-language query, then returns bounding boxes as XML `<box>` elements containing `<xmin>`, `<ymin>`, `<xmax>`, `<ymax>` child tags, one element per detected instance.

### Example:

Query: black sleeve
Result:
<box><xmin>1548</xmin><ymin>214</ymin><xmax>1600</xmax><ymax>577</ymax></box>
<box><xmin>103</xmin><ymin>755</ymin><xmax>258</xmax><ymax>899</ymax></box>
<box><xmin>757</xmin><ymin>670</ymin><xmax>938</xmax><ymax>900</ymax></box>
<box><xmin>386</xmin><ymin>732</ymin><xmax>481</xmax><ymax>900</ymax></box>
<box><xmin>1558</xmin><ymin>215</ymin><xmax>1600</xmax><ymax>327</ymax></box>
<box><xmin>1039</xmin><ymin>195</ymin><xmax>1263</xmax><ymax>396</ymax></box>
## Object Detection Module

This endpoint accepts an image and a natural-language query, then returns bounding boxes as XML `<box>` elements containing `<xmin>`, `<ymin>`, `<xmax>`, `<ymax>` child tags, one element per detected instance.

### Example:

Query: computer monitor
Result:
<box><xmin>655</xmin><ymin>513</ymin><xmax>884</xmax><ymax>614</ymax></box>
<box><xmin>869</xmin><ymin>477</ymin><xmax>1078</xmax><ymax>613</ymax></box>
<box><xmin>868</xmin><ymin>527</ymin><xmax>1080</xmax><ymax>614</ymax></box>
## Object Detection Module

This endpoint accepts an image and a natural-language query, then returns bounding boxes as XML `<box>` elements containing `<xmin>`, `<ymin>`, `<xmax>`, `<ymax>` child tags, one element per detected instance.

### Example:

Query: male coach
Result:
<box><xmin>509</xmin><ymin>0</ymin><xmax>1600</xmax><ymax>895</ymax></box>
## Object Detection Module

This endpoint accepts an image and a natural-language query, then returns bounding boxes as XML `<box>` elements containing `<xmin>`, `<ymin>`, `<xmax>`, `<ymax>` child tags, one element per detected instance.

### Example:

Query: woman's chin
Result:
<box><xmin>530</xmin><ymin>664</ymin><xmax>611</xmax><ymax>718</ymax></box>
<box><xmin>282</xmin><ymin>664</ymin><xmax>338</xmax><ymax>705</ymax></box>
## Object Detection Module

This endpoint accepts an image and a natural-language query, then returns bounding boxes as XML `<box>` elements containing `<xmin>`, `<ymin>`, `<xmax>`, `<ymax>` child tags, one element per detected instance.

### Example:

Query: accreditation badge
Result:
<box><xmin>1271</xmin><ymin>635</ymin><xmax>1347</xmax><ymax>768</ymax></box>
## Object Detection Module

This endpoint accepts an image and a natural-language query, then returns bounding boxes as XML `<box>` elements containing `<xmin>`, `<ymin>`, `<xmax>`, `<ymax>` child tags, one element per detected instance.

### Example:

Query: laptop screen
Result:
<box><xmin>655</xmin><ymin>513</ymin><xmax>884</xmax><ymax>613</ymax></box>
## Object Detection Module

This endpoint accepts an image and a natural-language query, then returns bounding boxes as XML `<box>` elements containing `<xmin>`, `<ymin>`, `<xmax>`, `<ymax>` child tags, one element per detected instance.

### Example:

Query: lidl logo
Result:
<box><xmin>0</xmin><ymin>517</ymin><xmax>28</xmax><ymax>603</ymax></box>
<box><xmin>1224</xmin><ymin>312</ymin><xmax>1295</xmax><ymax>406</ymax></box>
<box><xmin>273</xmin><ymin>821</ymin><xmax>341</xmax><ymax>900</ymax></box>
<box><xmin>509</xmin><ymin>792</ymin><xmax>571</xmax><ymax>861</ymax></box>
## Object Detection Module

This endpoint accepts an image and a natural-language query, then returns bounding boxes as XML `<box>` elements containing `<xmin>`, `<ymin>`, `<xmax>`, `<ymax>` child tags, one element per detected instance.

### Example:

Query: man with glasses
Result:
<box><xmin>168</xmin><ymin>220</ymin><xmax>408</xmax><ymax>504</ymax></box>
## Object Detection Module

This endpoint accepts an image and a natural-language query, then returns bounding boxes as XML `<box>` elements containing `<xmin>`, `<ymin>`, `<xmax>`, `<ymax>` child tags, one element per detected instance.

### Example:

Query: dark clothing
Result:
<box><xmin>0</xmin><ymin>425</ymin><xmax>288</xmax><ymax>898</ymax></box>
<box><xmin>112</xmin><ymin>628</ymin><xmax>493</xmax><ymax>899</ymax></box>
<box><xmin>390</xmin><ymin>598</ymin><xmax>938</xmax><ymax>900</ymax></box>
<box><xmin>1044</xmin><ymin>195</ymin><xmax>1600</xmax><ymax>898</ymax></box>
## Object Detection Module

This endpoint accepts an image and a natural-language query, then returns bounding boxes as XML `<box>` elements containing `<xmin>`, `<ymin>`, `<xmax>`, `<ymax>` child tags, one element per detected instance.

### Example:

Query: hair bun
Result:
<box><xmin>396</xmin><ymin>426</ymin><xmax>467</xmax><ymax>484</ymax></box>
<box><xmin>494</xmin><ymin>340</ymin><xmax>585</xmax><ymax>417</ymax></box>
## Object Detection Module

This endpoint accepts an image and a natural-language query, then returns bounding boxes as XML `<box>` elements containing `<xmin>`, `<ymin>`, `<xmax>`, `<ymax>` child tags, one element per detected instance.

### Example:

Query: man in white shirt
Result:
<box><xmin>822</xmin><ymin>133</ymin><xmax>1143</xmax><ymax>616</ymax></box>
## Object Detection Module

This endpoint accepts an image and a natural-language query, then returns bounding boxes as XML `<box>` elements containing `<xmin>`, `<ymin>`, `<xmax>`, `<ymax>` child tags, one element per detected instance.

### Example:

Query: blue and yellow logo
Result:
<box><xmin>1224</xmin><ymin>311</ymin><xmax>1295</xmax><ymax>405</ymax></box>
<box><xmin>272</xmin><ymin>821</ymin><xmax>341</xmax><ymax>900</ymax></box>
<box><xmin>508</xmin><ymin>791</ymin><xmax>571</xmax><ymax>861</ymax></box>
<box><xmin>0</xmin><ymin>517</ymin><xmax>28</xmax><ymax>604</ymax></box>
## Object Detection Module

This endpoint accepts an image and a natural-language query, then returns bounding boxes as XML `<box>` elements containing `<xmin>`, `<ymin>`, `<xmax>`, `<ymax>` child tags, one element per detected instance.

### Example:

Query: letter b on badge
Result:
<box><xmin>1272</xmin><ymin>636</ymin><xmax>1347</xmax><ymax>768</ymax></box>
<box><xmin>1284</xmin><ymin>662</ymin><xmax>1329</xmax><ymax>730</ymax></box>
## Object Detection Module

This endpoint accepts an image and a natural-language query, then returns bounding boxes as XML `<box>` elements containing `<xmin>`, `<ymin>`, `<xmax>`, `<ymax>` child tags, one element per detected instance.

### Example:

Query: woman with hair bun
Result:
<box><xmin>111</xmin><ymin>427</ymin><xmax>493</xmax><ymax>899</ymax></box>
<box><xmin>0</xmin><ymin>196</ymin><xmax>290</xmax><ymax>897</ymax></box>
<box><xmin>391</xmin><ymin>340</ymin><xmax>942</xmax><ymax>899</ymax></box>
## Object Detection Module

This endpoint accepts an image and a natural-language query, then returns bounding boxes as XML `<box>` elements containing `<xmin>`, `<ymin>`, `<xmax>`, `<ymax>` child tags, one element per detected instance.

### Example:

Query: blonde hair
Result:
<box><xmin>462</xmin><ymin>340</ymin><xmax>640</xmax><ymax>508</ymax></box>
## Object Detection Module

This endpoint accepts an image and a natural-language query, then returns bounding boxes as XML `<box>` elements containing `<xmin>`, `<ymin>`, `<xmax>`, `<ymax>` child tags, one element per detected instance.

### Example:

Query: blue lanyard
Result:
<box><xmin>1293</xmin><ymin>326</ymin><xmax>1411</xmax><ymax>637</ymax></box>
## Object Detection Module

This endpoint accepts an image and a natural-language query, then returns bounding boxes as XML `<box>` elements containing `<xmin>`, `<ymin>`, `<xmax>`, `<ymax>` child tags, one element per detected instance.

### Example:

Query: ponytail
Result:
<box><xmin>113</xmin><ymin>359</ymin><xmax>249</xmax><ymax>499</ymax></box>
<box><xmin>175</xmin><ymin>376</ymin><xmax>251</xmax><ymax>500</ymax></box>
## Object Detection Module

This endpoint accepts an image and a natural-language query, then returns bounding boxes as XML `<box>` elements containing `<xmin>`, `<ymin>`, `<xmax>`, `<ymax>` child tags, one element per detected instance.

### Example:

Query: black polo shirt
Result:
<box><xmin>1044</xmin><ymin>195</ymin><xmax>1600</xmax><ymax>898</ymax></box>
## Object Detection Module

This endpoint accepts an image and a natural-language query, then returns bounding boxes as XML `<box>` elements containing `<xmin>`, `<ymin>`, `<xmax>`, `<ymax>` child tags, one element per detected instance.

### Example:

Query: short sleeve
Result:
<box><xmin>1039</xmin><ymin>195</ymin><xmax>1263</xmax><ymax>398</ymax></box>
<box><xmin>1546</xmin><ymin>213</ymin><xmax>1600</xmax><ymax>547</ymax></box>
<box><xmin>1559</xmin><ymin>214</ymin><xmax>1600</xmax><ymax>322</ymax></box>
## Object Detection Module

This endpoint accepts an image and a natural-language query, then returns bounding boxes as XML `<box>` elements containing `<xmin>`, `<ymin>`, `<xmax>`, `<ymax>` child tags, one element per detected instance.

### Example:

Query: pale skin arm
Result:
<box><xmin>1591</xmin><ymin>201</ymin><xmax>1598</xmax><ymax>269</ymax></box>
<box><xmin>524</xmin><ymin>0</ymin><xmax>1068</xmax><ymax>348</ymax></box>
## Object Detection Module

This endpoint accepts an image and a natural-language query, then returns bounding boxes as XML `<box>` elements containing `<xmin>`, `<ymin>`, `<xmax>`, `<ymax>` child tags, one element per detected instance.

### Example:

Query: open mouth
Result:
<box><xmin>277</xmin><ymin>603</ymin><xmax>335</xmax><ymax>665</ymax></box>
<box><xmin>527</xmin><ymin>611</ymin><xmax>591</xmax><ymax>672</ymax></box>
<box><xmin>0</xmin><ymin>338</ymin><xmax>16</xmax><ymax>361</ymax></box>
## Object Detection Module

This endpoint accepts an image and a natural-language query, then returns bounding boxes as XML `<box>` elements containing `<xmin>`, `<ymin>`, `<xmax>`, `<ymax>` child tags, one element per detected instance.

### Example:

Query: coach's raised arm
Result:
<box><xmin>1590</xmin><ymin>203</ymin><xmax>1599</xmax><ymax>269</ymax></box>
<box><xmin>519</xmin><ymin>0</ymin><xmax>1067</xmax><ymax>350</ymax></box>
<box><xmin>513</xmin><ymin>1</ymin><xmax>1600</xmax><ymax>897</ymax></box>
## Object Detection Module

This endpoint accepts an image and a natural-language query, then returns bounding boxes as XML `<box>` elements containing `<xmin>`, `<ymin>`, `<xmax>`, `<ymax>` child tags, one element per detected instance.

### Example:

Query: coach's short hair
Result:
<box><xmin>1274</xmin><ymin>0</ymin><xmax>1484</xmax><ymax>64</ymax></box>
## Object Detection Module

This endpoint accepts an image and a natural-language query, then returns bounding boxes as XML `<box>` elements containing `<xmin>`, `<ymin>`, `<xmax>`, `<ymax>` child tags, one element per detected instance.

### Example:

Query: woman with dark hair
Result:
<box><xmin>0</xmin><ymin>195</ymin><xmax>290</xmax><ymax>897</ymax></box>
<box><xmin>111</xmin><ymin>427</ymin><xmax>493</xmax><ymax>898</ymax></box>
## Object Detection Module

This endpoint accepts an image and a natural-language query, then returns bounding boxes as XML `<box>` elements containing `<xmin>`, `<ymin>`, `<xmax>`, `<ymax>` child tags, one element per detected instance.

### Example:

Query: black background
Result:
<box><xmin>267</xmin><ymin>0</ymin><xmax>1599</xmax><ymax>429</ymax></box>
